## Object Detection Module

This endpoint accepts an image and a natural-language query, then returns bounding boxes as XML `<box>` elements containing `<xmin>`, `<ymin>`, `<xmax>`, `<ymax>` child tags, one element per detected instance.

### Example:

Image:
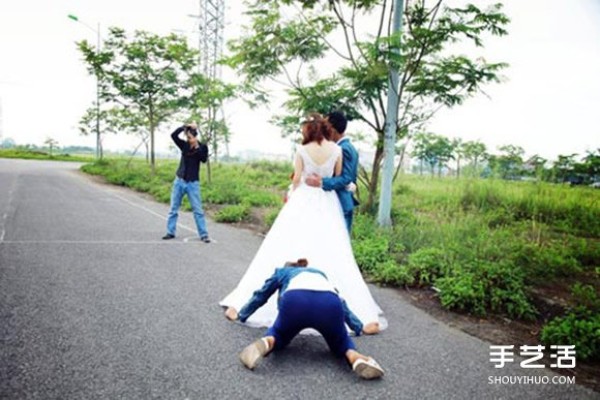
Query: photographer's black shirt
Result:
<box><xmin>171</xmin><ymin>126</ymin><xmax>208</xmax><ymax>182</ymax></box>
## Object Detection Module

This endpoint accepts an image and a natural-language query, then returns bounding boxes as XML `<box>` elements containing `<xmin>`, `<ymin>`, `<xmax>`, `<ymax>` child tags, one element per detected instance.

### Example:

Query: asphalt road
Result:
<box><xmin>0</xmin><ymin>158</ymin><xmax>598</xmax><ymax>400</ymax></box>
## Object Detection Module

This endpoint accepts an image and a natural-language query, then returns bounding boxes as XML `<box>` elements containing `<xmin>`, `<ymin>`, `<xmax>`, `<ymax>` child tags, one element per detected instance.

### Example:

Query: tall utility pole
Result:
<box><xmin>68</xmin><ymin>14</ymin><xmax>102</xmax><ymax>159</ymax></box>
<box><xmin>377</xmin><ymin>0</ymin><xmax>405</xmax><ymax>227</ymax></box>
<box><xmin>199</xmin><ymin>0</ymin><xmax>225</xmax><ymax>81</ymax></box>
<box><xmin>188</xmin><ymin>0</ymin><xmax>228</xmax><ymax>158</ymax></box>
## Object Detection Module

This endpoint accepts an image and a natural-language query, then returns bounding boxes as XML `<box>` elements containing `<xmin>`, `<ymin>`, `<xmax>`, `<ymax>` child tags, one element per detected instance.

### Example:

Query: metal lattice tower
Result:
<box><xmin>198</xmin><ymin>0</ymin><xmax>225</xmax><ymax>81</ymax></box>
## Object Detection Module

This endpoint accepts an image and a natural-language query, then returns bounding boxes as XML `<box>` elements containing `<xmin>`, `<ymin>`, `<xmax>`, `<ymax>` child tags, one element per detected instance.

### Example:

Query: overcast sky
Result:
<box><xmin>0</xmin><ymin>0</ymin><xmax>598</xmax><ymax>160</ymax></box>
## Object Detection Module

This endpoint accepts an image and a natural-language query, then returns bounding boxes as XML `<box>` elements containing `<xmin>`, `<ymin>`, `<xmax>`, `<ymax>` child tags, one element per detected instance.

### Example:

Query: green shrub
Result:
<box><xmin>406</xmin><ymin>247</ymin><xmax>449</xmax><ymax>286</ymax></box>
<box><xmin>371</xmin><ymin>260</ymin><xmax>414</xmax><ymax>286</ymax></box>
<box><xmin>541</xmin><ymin>283</ymin><xmax>600</xmax><ymax>360</ymax></box>
<box><xmin>242</xmin><ymin>191</ymin><xmax>281</xmax><ymax>207</ymax></box>
<box><xmin>436</xmin><ymin>272</ymin><xmax>487</xmax><ymax>316</ymax></box>
<box><xmin>541</xmin><ymin>312</ymin><xmax>600</xmax><ymax>361</ymax></box>
<box><xmin>203</xmin><ymin>183</ymin><xmax>244</xmax><ymax>204</ymax></box>
<box><xmin>214</xmin><ymin>204</ymin><xmax>250</xmax><ymax>223</ymax></box>
<box><xmin>435</xmin><ymin>261</ymin><xmax>536</xmax><ymax>320</ymax></box>
<box><xmin>516</xmin><ymin>242</ymin><xmax>581</xmax><ymax>280</ymax></box>
<box><xmin>353</xmin><ymin>236</ymin><xmax>390</xmax><ymax>274</ymax></box>
<box><xmin>571</xmin><ymin>283</ymin><xmax>600</xmax><ymax>313</ymax></box>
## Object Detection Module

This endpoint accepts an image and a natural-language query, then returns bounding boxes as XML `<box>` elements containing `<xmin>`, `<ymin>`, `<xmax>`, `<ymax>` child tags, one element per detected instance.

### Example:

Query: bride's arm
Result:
<box><xmin>292</xmin><ymin>153</ymin><xmax>303</xmax><ymax>189</ymax></box>
<box><xmin>334</xmin><ymin>154</ymin><xmax>343</xmax><ymax>176</ymax></box>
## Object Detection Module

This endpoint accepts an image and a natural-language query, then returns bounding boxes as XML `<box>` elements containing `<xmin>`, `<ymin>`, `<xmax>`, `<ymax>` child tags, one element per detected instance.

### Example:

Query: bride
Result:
<box><xmin>220</xmin><ymin>113</ymin><xmax>387</xmax><ymax>331</ymax></box>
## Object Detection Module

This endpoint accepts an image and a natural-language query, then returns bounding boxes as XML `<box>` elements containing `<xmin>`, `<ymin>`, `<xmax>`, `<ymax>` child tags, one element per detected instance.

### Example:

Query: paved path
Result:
<box><xmin>0</xmin><ymin>159</ymin><xmax>597</xmax><ymax>400</ymax></box>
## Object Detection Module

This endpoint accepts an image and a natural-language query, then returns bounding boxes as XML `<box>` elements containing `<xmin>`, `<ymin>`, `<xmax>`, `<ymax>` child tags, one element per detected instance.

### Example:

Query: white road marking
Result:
<box><xmin>1</xmin><ymin>240</ymin><xmax>191</xmax><ymax>245</ymax></box>
<box><xmin>106</xmin><ymin>191</ymin><xmax>197</xmax><ymax>234</ymax></box>
<box><xmin>68</xmin><ymin>170</ymin><xmax>199</xmax><ymax>234</ymax></box>
<box><xmin>0</xmin><ymin>177</ymin><xmax>18</xmax><ymax>243</ymax></box>
<box><xmin>183</xmin><ymin>236</ymin><xmax>219</xmax><ymax>244</ymax></box>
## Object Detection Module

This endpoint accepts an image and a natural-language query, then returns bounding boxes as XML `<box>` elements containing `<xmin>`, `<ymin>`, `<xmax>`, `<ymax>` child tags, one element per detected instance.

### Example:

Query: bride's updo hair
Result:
<box><xmin>301</xmin><ymin>113</ymin><xmax>333</xmax><ymax>145</ymax></box>
<box><xmin>284</xmin><ymin>258</ymin><xmax>309</xmax><ymax>268</ymax></box>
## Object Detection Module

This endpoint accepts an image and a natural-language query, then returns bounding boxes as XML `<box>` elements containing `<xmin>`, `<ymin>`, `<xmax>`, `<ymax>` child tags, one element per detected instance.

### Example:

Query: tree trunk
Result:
<box><xmin>456</xmin><ymin>157</ymin><xmax>461</xmax><ymax>179</ymax></box>
<box><xmin>150</xmin><ymin>125</ymin><xmax>155</xmax><ymax>173</ymax></box>
<box><xmin>149</xmin><ymin>103</ymin><xmax>156</xmax><ymax>173</ymax></box>
<box><xmin>365</xmin><ymin>145</ymin><xmax>384</xmax><ymax>213</ymax></box>
<box><xmin>393</xmin><ymin>143</ymin><xmax>408</xmax><ymax>182</ymax></box>
<box><xmin>206</xmin><ymin>157</ymin><xmax>212</xmax><ymax>184</ymax></box>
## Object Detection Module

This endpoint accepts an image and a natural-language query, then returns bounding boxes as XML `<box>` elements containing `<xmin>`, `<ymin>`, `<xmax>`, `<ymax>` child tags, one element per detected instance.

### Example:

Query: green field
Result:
<box><xmin>0</xmin><ymin>148</ymin><xmax>94</xmax><ymax>162</ymax></box>
<box><xmin>82</xmin><ymin>158</ymin><xmax>600</xmax><ymax>360</ymax></box>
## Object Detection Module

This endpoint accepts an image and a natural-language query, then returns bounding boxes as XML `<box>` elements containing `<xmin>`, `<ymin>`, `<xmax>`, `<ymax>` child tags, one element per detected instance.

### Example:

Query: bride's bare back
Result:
<box><xmin>293</xmin><ymin>141</ymin><xmax>342</xmax><ymax>187</ymax></box>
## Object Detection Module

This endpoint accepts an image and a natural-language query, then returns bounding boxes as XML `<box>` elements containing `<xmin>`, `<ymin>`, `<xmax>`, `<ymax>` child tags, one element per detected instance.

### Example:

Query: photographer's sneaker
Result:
<box><xmin>162</xmin><ymin>234</ymin><xmax>175</xmax><ymax>240</ymax></box>
<box><xmin>200</xmin><ymin>236</ymin><xmax>211</xmax><ymax>243</ymax></box>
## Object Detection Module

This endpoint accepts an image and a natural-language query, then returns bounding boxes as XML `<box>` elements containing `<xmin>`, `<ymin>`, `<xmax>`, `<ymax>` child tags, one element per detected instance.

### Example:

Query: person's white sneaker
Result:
<box><xmin>352</xmin><ymin>358</ymin><xmax>385</xmax><ymax>380</ymax></box>
<box><xmin>239</xmin><ymin>338</ymin><xmax>270</xmax><ymax>370</ymax></box>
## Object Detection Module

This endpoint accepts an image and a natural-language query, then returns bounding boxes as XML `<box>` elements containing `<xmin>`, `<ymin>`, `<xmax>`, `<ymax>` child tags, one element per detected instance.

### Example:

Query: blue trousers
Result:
<box><xmin>266</xmin><ymin>290</ymin><xmax>356</xmax><ymax>358</ymax></box>
<box><xmin>166</xmin><ymin>178</ymin><xmax>209</xmax><ymax>238</ymax></box>
<box><xmin>343</xmin><ymin>210</ymin><xmax>354</xmax><ymax>234</ymax></box>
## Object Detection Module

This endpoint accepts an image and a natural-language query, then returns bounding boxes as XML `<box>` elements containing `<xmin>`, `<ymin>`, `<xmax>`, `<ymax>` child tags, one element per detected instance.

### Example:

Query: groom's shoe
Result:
<box><xmin>239</xmin><ymin>338</ymin><xmax>270</xmax><ymax>370</ymax></box>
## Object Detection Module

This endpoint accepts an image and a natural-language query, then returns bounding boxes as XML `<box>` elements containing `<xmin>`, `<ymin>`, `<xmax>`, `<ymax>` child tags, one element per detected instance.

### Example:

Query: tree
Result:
<box><xmin>552</xmin><ymin>153</ymin><xmax>578</xmax><ymax>182</ymax></box>
<box><xmin>581</xmin><ymin>148</ymin><xmax>600</xmax><ymax>180</ymax></box>
<box><xmin>431</xmin><ymin>135</ymin><xmax>454</xmax><ymax>177</ymax></box>
<box><xmin>1</xmin><ymin>138</ymin><xmax>15</xmax><ymax>149</ymax></box>
<box><xmin>411</xmin><ymin>132</ymin><xmax>453</xmax><ymax>177</ymax></box>
<box><xmin>489</xmin><ymin>144</ymin><xmax>524</xmax><ymax>179</ymax></box>
<box><xmin>226</xmin><ymin>0</ymin><xmax>509</xmax><ymax>211</ymax></box>
<box><xmin>78</xmin><ymin>106</ymin><xmax>119</xmax><ymax>159</ymax></box>
<box><xmin>462</xmin><ymin>140</ymin><xmax>487</xmax><ymax>174</ymax></box>
<box><xmin>525</xmin><ymin>154</ymin><xmax>547</xmax><ymax>179</ymax></box>
<box><xmin>187</xmin><ymin>74</ymin><xmax>236</xmax><ymax>182</ymax></box>
<box><xmin>412</xmin><ymin>132</ymin><xmax>435</xmax><ymax>175</ymax></box>
<box><xmin>451</xmin><ymin>137</ymin><xmax>464</xmax><ymax>178</ymax></box>
<box><xmin>44</xmin><ymin>137</ymin><xmax>59</xmax><ymax>157</ymax></box>
<box><xmin>77</xmin><ymin>28</ymin><xmax>198</xmax><ymax>171</ymax></box>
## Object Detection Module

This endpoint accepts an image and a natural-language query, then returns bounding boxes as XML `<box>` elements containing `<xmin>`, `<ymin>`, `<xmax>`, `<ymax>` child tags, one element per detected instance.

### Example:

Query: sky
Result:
<box><xmin>0</xmin><ymin>0</ymin><xmax>599</xmax><ymax>161</ymax></box>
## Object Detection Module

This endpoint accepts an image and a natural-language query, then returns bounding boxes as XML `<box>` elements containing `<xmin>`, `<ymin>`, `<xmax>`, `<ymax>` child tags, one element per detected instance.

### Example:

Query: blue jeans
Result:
<box><xmin>166</xmin><ymin>178</ymin><xmax>209</xmax><ymax>238</ymax></box>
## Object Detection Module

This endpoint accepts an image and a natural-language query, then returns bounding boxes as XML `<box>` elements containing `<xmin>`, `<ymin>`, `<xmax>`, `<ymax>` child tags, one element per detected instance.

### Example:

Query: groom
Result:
<box><xmin>306</xmin><ymin>111</ymin><xmax>359</xmax><ymax>233</ymax></box>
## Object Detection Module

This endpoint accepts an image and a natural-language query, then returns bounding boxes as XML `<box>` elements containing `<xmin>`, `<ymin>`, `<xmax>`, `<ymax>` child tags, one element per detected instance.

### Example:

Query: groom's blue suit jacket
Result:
<box><xmin>322</xmin><ymin>137</ymin><xmax>360</xmax><ymax>213</ymax></box>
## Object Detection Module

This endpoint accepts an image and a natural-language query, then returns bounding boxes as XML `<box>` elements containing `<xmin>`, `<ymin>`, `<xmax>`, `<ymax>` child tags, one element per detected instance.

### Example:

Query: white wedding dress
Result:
<box><xmin>220</xmin><ymin>144</ymin><xmax>387</xmax><ymax>331</ymax></box>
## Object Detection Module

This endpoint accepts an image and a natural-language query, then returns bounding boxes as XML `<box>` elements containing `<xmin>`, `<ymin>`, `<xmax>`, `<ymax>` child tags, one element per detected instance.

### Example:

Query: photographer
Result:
<box><xmin>162</xmin><ymin>122</ymin><xmax>211</xmax><ymax>243</ymax></box>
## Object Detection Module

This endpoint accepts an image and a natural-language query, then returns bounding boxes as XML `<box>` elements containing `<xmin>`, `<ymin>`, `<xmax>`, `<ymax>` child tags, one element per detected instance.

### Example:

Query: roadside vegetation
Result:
<box><xmin>0</xmin><ymin>148</ymin><xmax>93</xmax><ymax>162</ymax></box>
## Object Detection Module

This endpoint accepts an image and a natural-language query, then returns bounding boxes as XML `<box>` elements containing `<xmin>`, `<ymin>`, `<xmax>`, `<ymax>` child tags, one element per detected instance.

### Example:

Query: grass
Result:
<box><xmin>81</xmin><ymin>158</ymin><xmax>287</xmax><ymax>220</ymax></box>
<box><xmin>0</xmin><ymin>148</ymin><xmax>94</xmax><ymax>162</ymax></box>
<box><xmin>81</xmin><ymin>158</ymin><xmax>600</xmax><ymax>360</ymax></box>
